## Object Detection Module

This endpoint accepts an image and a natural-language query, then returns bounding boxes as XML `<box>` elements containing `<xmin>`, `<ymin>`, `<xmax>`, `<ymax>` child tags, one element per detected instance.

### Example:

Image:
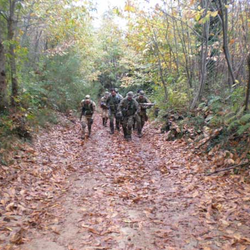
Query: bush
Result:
<box><xmin>21</xmin><ymin>47</ymin><xmax>101</xmax><ymax>113</ymax></box>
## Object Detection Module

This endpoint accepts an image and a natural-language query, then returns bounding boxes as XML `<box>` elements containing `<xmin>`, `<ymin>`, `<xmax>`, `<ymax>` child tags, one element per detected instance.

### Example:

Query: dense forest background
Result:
<box><xmin>0</xmin><ymin>0</ymin><xmax>250</xmax><ymax>166</ymax></box>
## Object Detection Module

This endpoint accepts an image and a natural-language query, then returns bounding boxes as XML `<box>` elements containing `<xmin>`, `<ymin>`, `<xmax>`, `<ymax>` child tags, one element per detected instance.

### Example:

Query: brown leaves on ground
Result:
<box><xmin>1</xmin><ymin>114</ymin><xmax>250</xmax><ymax>249</ymax></box>
<box><xmin>0</xmin><ymin>115</ymin><xmax>80</xmax><ymax>249</ymax></box>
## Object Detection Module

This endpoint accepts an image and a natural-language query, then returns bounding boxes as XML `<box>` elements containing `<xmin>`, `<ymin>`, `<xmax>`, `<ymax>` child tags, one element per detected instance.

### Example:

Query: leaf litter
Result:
<box><xmin>0</xmin><ymin>114</ymin><xmax>250</xmax><ymax>249</ymax></box>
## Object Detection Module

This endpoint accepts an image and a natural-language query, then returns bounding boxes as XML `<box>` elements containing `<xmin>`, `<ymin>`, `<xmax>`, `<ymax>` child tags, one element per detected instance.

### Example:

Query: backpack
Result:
<box><xmin>82</xmin><ymin>101</ymin><xmax>94</xmax><ymax>116</ymax></box>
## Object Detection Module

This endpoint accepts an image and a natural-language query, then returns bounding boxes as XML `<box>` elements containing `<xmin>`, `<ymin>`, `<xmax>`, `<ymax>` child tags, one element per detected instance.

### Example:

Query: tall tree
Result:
<box><xmin>217</xmin><ymin>0</ymin><xmax>236</xmax><ymax>86</ymax></box>
<box><xmin>190</xmin><ymin>0</ymin><xmax>210</xmax><ymax>109</ymax></box>
<box><xmin>0</xmin><ymin>31</ymin><xmax>7</xmax><ymax>111</ymax></box>
<box><xmin>7</xmin><ymin>0</ymin><xmax>19</xmax><ymax>106</ymax></box>
<box><xmin>245</xmin><ymin>53</ymin><xmax>250</xmax><ymax>111</ymax></box>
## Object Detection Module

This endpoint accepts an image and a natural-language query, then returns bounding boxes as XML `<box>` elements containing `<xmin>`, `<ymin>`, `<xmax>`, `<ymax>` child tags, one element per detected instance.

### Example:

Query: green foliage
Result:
<box><xmin>150</xmin><ymin>75</ymin><xmax>191</xmax><ymax>117</ymax></box>
<box><xmin>194</xmin><ymin>92</ymin><xmax>250</xmax><ymax>137</ymax></box>
<box><xmin>21</xmin><ymin>48</ymin><xmax>101</xmax><ymax>112</ymax></box>
<box><xmin>168</xmin><ymin>88</ymin><xmax>189</xmax><ymax>109</ymax></box>
<box><xmin>28</xmin><ymin>109</ymin><xmax>59</xmax><ymax>128</ymax></box>
<box><xmin>237</xmin><ymin>123</ymin><xmax>250</xmax><ymax>135</ymax></box>
<box><xmin>229</xmin><ymin>86</ymin><xmax>245</xmax><ymax>112</ymax></box>
<box><xmin>239</xmin><ymin>114</ymin><xmax>250</xmax><ymax>124</ymax></box>
<box><xmin>0</xmin><ymin>113</ymin><xmax>14</xmax><ymax>136</ymax></box>
<box><xmin>226</xmin><ymin>112</ymin><xmax>250</xmax><ymax>135</ymax></box>
<box><xmin>207</xmin><ymin>95</ymin><xmax>223</xmax><ymax>112</ymax></box>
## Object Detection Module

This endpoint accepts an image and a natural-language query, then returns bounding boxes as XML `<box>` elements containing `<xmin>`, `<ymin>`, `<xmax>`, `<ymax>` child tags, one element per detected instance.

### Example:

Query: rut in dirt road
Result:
<box><xmin>4</xmin><ymin>114</ymin><xmax>250</xmax><ymax>250</ymax></box>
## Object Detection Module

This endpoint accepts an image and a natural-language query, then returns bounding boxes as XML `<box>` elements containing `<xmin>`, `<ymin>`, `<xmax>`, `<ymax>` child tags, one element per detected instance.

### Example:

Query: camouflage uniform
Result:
<box><xmin>116</xmin><ymin>93</ymin><xmax>123</xmax><ymax>100</ymax></box>
<box><xmin>80</xmin><ymin>97</ymin><xmax>96</xmax><ymax>139</ymax></box>
<box><xmin>135</xmin><ymin>95</ymin><xmax>150</xmax><ymax>137</ymax></box>
<box><xmin>114</xmin><ymin>88</ymin><xmax>123</xmax><ymax>100</ymax></box>
<box><xmin>100</xmin><ymin>95</ymin><xmax>109</xmax><ymax>127</ymax></box>
<box><xmin>132</xmin><ymin>90</ymin><xmax>142</xmax><ymax>129</ymax></box>
<box><xmin>118</xmin><ymin>93</ymin><xmax>139</xmax><ymax>140</ymax></box>
<box><xmin>106</xmin><ymin>93</ymin><xmax>122</xmax><ymax>134</ymax></box>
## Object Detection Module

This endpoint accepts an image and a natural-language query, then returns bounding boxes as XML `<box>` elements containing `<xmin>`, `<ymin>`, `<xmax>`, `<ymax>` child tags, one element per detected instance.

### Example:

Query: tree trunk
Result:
<box><xmin>152</xmin><ymin>31</ymin><xmax>168</xmax><ymax>101</ymax></box>
<box><xmin>244</xmin><ymin>54</ymin><xmax>250</xmax><ymax>111</ymax></box>
<box><xmin>8</xmin><ymin>0</ymin><xmax>18</xmax><ymax>107</ymax></box>
<box><xmin>0</xmin><ymin>34</ymin><xmax>8</xmax><ymax>112</ymax></box>
<box><xmin>190</xmin><ymin>1</ymin><xmax>210</xmax><ymax>109</ymax></box>
<box><xmin>218</xmin><ymin>0</ymin><xmax>236</xmax><ymax>86</ymax></box>
<box><xmin>177</xmin><ymin>0</ymin><xmax>192</xmax><ymax>88</ymax></box>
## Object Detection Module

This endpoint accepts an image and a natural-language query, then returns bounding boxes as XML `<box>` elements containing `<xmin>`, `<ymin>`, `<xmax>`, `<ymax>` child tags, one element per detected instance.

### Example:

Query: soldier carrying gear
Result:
<box><xmin>135</xmin><ymin>90</ymin><xmax>152</xmax><ymax>138</ymax></box>
<box><xmin>80</xmin><ymin>95</ymin><xmax>96</xmax><ymax>139</ymax></box>
<box><xmin>106</xmin><ymin>88</ymin><xmax>122</xmax><ymax>134</ymax></box>
<box><xmin>100</xmin><ymin>91</ymin><xmax>110</xmax><ymax>127</ymax></box>
<box><xmin>118</xmin><ymin>91</ymin><xmax>139</xmax><ymax>141</ymax></box>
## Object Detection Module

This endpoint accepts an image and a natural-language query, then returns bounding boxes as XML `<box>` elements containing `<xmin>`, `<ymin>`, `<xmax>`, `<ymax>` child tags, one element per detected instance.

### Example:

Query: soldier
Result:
<box><xmin>100</xmin><ymin>91</ymin><xmax>110</xmax><ymax>127</ymax></box>
<box><xmin>114</xmin><ymin>88</ymin><xmax>123</xmax><ymax>131</ymax></box>
<box><xmin>132</xmin><ymin>89</ymin><xmax>142</xmax><ymax>130</ymax></box>
<box><xmin>135</xmin><ymin>90</ymin><xmax>151</xmax><ymax>138</ymax></box>
<box><xmin>106</xmin><ymin>89</ymin><xmax>122</xmax><ymax>134</ymax></box>
<box><xmin>115</xmin><ymin>88</ymin><xmax>123</xmax><ymax>100</ymax></box>
<box><xmin>117</xmin><ymin>91</ymin><xmax>139</xmax><ymax>141</ymax></box>
<box><xmin>80</xmin><ymin>95</ymin><xmax>96</xmax><ymax>139</ymax></box>
<box><xmin>133</xmin><ymin>89</ymin><xmax>142</xmax><ymax>99</ymax></box>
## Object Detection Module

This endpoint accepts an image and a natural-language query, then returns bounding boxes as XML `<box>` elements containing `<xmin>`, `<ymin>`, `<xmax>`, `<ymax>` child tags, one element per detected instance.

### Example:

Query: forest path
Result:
<box><xmin>2</xmin><ymin>114</ymin><xmax>250</xmax><ymax>250</ymax></box>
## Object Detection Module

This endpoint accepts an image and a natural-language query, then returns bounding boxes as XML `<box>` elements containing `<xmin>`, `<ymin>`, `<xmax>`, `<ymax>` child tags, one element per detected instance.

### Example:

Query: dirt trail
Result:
<box><xmin>11</xmin><ymin>114</ymin><xmax>250</xmax><ymax>250</ymax></box>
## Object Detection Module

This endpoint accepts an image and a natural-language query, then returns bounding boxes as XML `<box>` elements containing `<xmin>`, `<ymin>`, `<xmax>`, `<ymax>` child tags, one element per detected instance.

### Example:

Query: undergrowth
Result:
<box><xmin>157</xmin><ymin>86</ymin><xmax>250</xmax><ymax>163</ymax></box>
<box><xmin>0</xmin><ymin>107</ymin><xmax>61</xmax><ymax>166</ymax></box>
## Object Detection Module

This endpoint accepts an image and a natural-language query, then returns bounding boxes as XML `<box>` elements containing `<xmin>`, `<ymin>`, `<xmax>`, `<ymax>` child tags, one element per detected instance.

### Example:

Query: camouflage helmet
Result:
<box><xmin>139</xmin><ymin>90</ymin><xmax>145</xmax><ymax>96</ymax></box>
<box><xmin>85</xmin><ymin>95</ymin><xmax>90</xmax><ymax>99</ymax></box>
<box><xmin>127</xmin><ymin>91</ymin><xmax>134</xmax><ymax>97</ymax></box>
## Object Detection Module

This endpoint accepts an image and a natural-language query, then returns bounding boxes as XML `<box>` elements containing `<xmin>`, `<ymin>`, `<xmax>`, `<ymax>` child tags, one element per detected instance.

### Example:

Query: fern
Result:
<box><xmin>224</xmin><ymin>111</ymin><xmax>235</xmax><ymax>119</ymax></box>
<box><xmin>236</xmin><ymin>106</ymin><xmax>245</xmax><ymax>117</ymax></box>
<box><xmin>237</xmin><ymin>123</ymin><xmax>250</xmax><ymax>135</ymax></box>
<box><xmin>228</xmin><ymin>120</ymin><xmax>239</xmax><ymax>131</ymax></box>
<box><xmin>239</xmin><ymin>114</ymin><xmax>250</xmax><ymax>124</ymax></box>
<box><xmin>225</xmin><ymin>114</ymin><xmax>237</xmax><ymax>126</ymax></box>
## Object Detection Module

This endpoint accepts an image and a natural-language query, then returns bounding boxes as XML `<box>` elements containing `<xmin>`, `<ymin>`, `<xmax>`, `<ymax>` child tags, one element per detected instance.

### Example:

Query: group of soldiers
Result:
<box><xmin>80</xmin><ymin>88</ymin><xmax>153</xmax><ymax>141</ymax></box>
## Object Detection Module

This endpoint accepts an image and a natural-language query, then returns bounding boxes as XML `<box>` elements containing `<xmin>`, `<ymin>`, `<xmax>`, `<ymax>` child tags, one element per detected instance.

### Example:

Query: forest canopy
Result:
<box><xmin>0</xmin><ymin>0</ymin><xmax>250</xmax><ymax>154</ymax></box>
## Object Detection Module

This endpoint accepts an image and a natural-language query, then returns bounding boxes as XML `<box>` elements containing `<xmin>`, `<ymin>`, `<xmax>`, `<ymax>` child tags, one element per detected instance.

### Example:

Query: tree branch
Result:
<box><xmin>160</xmin><ymin>9</ymin><xmax>203</xmax><ymax>39</ymax></box>
<box><xmin>0</xmin><ymin>10</ymin><xmax>8</xmax><ymax>20</ymax></box>
<box><xmin>205</xmin><ymin>162</ymin><xmax>249</xmax><ymax>176</ymax></box>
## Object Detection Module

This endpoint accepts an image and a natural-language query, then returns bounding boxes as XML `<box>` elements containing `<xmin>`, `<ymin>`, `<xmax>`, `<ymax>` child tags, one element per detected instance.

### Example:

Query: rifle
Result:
<box><xmin>139</xmin><ymin>103</ymin><xmax>155</xmax><ymax>109</ymax></box>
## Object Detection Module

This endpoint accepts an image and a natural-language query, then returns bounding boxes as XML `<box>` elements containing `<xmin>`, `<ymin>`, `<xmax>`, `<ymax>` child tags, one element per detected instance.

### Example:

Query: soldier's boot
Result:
<box><xmin>133</xmin><ymin>118</ymin><xmax>136</xmax><ymax>130</ymax></box>
<box><xmin>127</xmin><ymin>128</ymin><xmax>132</xmax><ymax>141</ymax></box>
<box><xmin>137</xmin><ymin>123</ymin><xmax>142</xmax><ymax>138</ymax></box>
<box><xmin>81</xmin><ymin>129</ymin><xmax>85</xmax><ymax>139</ymax></box>
<box><xmin>138</xmin><ymin>128</ymin><xmax>142</xmax><ymax>138</ymax></box>
<box><xmin>110</xmin><ymin>121</ymin><xmax>114</xmax><ymax>134</ymax></box>
<box><xmin>88</xmin><ymin>125</ymin><xmax>91</xmax><ymax>137</ymax></box>
<box><xmin>116</xmin><ymin>120</ymin><xmax>120</xmax><ymax>131</ymax></box>
<box><xmin>123</xmin><ymin>126</ymin><xmax>127</xmax><ymax>139</ymax></box>
<box><xmin>126</xmin><ymin>134</ymin><xmax>132</xmax><ymax>141</ymax></box>
<box><xmin>141</xmin><ymin>121</ymin><xmax>145</xmax><ymax>129</ymax></box>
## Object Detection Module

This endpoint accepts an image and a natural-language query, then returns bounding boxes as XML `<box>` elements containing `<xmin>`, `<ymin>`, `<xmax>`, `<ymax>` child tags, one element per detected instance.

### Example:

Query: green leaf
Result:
<box><xmin>239</xmin><ymin>114</ymin><xmax>250</xmax><ymax>124</ymax></box>
<box><xmin>237</xmin><ymin>123</ymin><xmax>250</xmax><ymax>135</ymax></box>
<box><xmin>228</xmin><ymin>120</ymin><xmax>239</xmax><ymax>131</ymax></box>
